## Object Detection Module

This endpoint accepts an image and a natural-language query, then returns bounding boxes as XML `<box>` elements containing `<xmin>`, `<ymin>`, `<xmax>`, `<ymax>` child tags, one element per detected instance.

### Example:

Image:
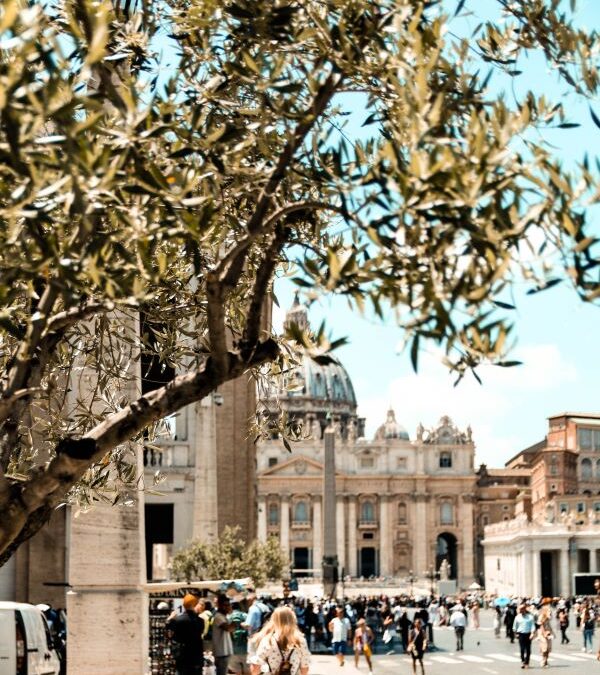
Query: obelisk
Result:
<box><xmin>322</xmin><ymin>425</ymin><xmax>338</xmax><ymax>597</ymax></box>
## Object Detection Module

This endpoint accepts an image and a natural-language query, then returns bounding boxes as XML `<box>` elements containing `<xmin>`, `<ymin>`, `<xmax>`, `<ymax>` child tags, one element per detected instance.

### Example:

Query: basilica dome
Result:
<box><xmin>374</xmin><ymin>407</ymin><xmax>410</xmax><ymax>441</ymax></box>
<box><xmin>261</xmin><ymin>299</ymin><xmax>361</xmax><ymax>438</ymax></box>
<box><xmin>282</xmin><ymin>352</ymin><xmax>357</xmax><ymax>412</ymax></box>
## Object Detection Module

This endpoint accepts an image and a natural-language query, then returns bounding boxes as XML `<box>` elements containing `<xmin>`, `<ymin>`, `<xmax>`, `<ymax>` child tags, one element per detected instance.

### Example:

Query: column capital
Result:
<box><xmin>461</xmin><ymin>493</ymin><xmax>476</xmax><ymax>503</ymax></box>
<box><xmin>412</xmin><ymin>492</ymin><xmax>430</xmax><ymax>503</ymax></box>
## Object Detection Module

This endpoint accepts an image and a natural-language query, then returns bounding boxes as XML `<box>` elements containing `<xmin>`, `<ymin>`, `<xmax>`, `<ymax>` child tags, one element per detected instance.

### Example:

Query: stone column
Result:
<box><xmin>532</xmin><ymin>547</ymin><xmax>541</xmax><ymax>596</ymax></box>
<box><xmin>312</xmin><ymin>497</ymin><xmax>323</xmax><ymax>575</ymax></box>
<box><xmin>560</xmin><ymin>548</ymin><xmax>570</xmax><ymax>597</ymax></box>
<box><xmin>280</xmin><ymin>497</ymin><xmax>290</xmax><ymax>559</ymax></box>
<box><xmin>460</xmin><ymin>494</ymin><xmax>475</xmax><ymax>584</ymax></box>
<box><xmin>257</xmin><ymin>495</ymin><xmax>267</xmax><ymax>543</ymax></box>
<box><xmin>336</xmin><ymin>497</ymin><xmax>346</xmax><ymax>572</ymax></box>
<box><xmin>414</xmin><ymin>493</ymin><xmax>428</xmax><ymax>574</ymax></box>
<box><xmin>590</xmin><ymin>548</ymin><xmax>599</xmax><ymax>573</ymax></box>
<box><xmin>68</xmin><ymin>450</ymin><xmax>148</xmax><ymax>675</ymax></box>
<box><xmin>348</xmin><ymin>497</ymin><xmax>358</xmax><ymax>577</ymax></box>
<box><xmin>323</xmin><ymin>429</ymin><xmax>337</xmax><ymax>559</ymax></box>
<box><xmin>379</xmin><ymin>496</ymin><xmax>391</xmax><ymax>576</ymax></box>
<box><xmin>192</xmin><ymin>396</ymin><xmax>218</xmax><ymax>542</ymax></box>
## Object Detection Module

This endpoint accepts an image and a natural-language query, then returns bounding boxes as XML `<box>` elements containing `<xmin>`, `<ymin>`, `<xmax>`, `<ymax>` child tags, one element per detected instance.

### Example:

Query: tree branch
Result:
<box><xmin>241</xmin><ymin>224</ymin><xmax>289</xmax><ymax>354</ymax></box>
<box><xmin>0</xmin><ymin>338</ymin><xmax>279</xmax><ymax>564</ymax></box>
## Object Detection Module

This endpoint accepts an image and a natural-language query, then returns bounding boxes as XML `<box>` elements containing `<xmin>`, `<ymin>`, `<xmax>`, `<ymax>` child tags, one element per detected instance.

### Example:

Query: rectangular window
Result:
<box><xmin>577</xmin><ymin>502</ymin><xmax>586</xmax><ymax>513</ymax></box>
<box><xmin>497</xmin><ymin>558</ymin><xmax>501</xmax><ymax>571</ymax></box>
<box><xmin>560</xmin><ymin>503</ymin><xmax>569</xmax><ymax>514</ymax></box>
<box><xmin>397</xmin><ymin>457</ymin><xmax>407</xmax><ymax>470</ymax></box>
<box><xmin>268</xmin><ymin>457</ymin><xmax>278</xmax><ymax>467</ymax></box>
<box><xmin>439</xmin><ymin>452</ymin><xmax>452</xmax><ymax>468</ymax></box>
<box><xmin>594</xmin><ymin>502</ymin><xmax>600</xmax><ymax>513</ymax></box>
<box><xmin>578</xmin><ymin>428</ymin><xmax>593</xmax><ymax>450</ymax></box>
<box><xmin>360</xmin><ymin>457</ymin><xmax>375</xmax><ymax>468</ymax></box>
<box><xmin>595</xmin><ymin>430</ymin><xmax>600</xmax><ymax>449</ymax></box>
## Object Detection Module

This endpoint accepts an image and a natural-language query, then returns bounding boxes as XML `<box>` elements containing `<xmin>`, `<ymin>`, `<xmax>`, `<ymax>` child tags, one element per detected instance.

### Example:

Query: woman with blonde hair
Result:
<box><xmin>250</xmin><ymin>606</ymin><xmax>310</xmax><ymax>675</ymax></box>
<box><xmin>537</xmin><ymin>606</ymin><xmax>554</xmax><ymax>668</ymax></box>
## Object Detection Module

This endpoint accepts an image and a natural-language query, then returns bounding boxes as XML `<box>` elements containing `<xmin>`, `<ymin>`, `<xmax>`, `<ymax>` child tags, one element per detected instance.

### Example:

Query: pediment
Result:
<box><xmin>261</xmin><ymin>455</ymin><xmax>325</xmax><ymax>477</ymax></box>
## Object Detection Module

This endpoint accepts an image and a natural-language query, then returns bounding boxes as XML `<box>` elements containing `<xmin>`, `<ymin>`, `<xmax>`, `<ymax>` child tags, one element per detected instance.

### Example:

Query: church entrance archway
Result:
<box><xmin>359</xmin><ymin>547</ymin><xmax>378</xmax><ymax>578</ymax></box>
<box><xmin>292</xmin><ymin>547</ymin><xmax>311</xmax><ymax>574</ymax></box>
<box><xmin>436</xmin><ymin>533</ymin><xmax>458</xmax><ymax>580</ymax></box>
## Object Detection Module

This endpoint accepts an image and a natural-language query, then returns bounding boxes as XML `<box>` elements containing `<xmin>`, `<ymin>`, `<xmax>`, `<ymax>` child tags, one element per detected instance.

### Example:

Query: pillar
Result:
<box><xmin>560</xmin><ymin>548</ymin><xmax>570</xmax><ymax>597</ymax></box>
<box><xmin>313</xmin><ymin>497</ymin><xmax>323</xmax><ymax>573</ymax></box>
<box><xmin>257</xmin><ymin>495</ymin><xmax>267</xmax><ymax>543</ymax></box>
<box><xmin>379</xmin><ymin>496</ymin><xmax>391</xmax><ymax>576</ymax></box>
<box><xmin>192</xmin><ymin>397</ymin><xmax>218</xmax><ymax>542</ymax></box>
<box><xmin>414</xmin><ymin>493</ymin><xmax>428</xmax><ymax>573</ymax></box>
<box><xmin>590</xmin><ymin>548</ymin><xmax>599</xmax><ymax>573</ymax></box>
<box><xmin>68</xmin><ymin>450</ymin><xmax>148</xmax><ymax>674</ymax></box>
<box><xmin>532</xmin><ymin>547</ymin><xmax>541</xmax><ymax>596</ymax></box>
<box><xmin>348</xmin><ymin>497</ymin><xmax>358</xmax><ymax>577</ymax></box>
<box><xmin>336</xmin><ymin>497</ymin><xmax>346</xmax><ymax>572</ymax></box>
<box><xmin>323</xmin><ymin>429</ymin><xmax>337</xmax><ymax>559</ymax></box>
<box><xmin>280</xmin><ymin>497</ymin><xmax>290</xmax><ymax>558</ymax></box>
<box><xmin>460</xmin><ymin>494</ymin><xmax>475</xmax><ymax>584</ymax></box>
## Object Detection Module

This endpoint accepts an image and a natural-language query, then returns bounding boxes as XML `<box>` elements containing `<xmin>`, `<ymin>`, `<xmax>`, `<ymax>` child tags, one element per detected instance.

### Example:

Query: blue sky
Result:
<box><xmin>273</xmin><ymin>0</ymin><xmax>600</xmax><ymax>468</ymax></box>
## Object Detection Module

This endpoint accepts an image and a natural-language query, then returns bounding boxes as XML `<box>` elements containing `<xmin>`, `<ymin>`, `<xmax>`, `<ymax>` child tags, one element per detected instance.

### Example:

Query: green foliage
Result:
<box><xmin>171</xmin><ymin>526</ymin><xmax>287</xmax><ymax>585</ymax></box>
<box><xmin>0</xmin><ymin>0</ymin><xmax>599</xmax><ymax>559</ymax></box>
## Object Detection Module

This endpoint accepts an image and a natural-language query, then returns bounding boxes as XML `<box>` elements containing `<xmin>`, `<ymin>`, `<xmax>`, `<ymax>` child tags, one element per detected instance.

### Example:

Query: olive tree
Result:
<box><xmin>171</xmin><ymin>526</ymin><xmax>286</xmax><ymax>585</ymax></box>
<box><xmin>0</xmin><ymin>0</ymin><xmax>598</xmax><ymax>565</ymax></box>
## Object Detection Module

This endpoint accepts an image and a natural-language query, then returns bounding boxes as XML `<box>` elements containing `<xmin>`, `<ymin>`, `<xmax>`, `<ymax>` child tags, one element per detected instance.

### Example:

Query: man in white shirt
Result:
<box><xmin>450</xmin><ymin>606</ymin><xmax>467</xmax><ymax>651</ymax></box>
<box><xmin>329</xmin><ymin>607</ymin><xmax>352</xmax><ymax>666</ymax></box>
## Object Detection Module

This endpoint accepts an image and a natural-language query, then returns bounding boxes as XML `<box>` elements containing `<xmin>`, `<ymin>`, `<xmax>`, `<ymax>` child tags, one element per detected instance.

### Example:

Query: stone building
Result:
<box><xmin>483</xmin><ymin>412</ymin><xmax>600</xmax><ymax>597</ymax></box>
<box><xmin>256</xmin><ymin>301</ymin><xmax>479</xmax><ymax>588</ymax></box>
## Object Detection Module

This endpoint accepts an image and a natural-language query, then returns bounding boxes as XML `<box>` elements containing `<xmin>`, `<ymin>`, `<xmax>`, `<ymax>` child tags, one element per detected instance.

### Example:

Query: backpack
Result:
<box><xmin>275</xmin><ymin>643</ymin><xmax>294</xmax><ymax>675</ymax></box>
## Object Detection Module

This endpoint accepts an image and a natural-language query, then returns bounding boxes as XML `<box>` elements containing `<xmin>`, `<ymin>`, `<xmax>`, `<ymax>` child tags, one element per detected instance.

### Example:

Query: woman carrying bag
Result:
<box><xmin>250</xmin><ymin>607</ymin><xmax>310</xmax><ymax>675</ymax></box>
<box><xmin>407</xmin><ymin>618</ymin><xmax>427</xmax><ymax>675</ymax></box>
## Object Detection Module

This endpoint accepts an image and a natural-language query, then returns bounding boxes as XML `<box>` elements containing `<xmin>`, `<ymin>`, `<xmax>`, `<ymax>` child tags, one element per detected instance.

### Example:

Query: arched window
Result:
<box><xmin>582</xmin><ymin>458</ymin><xmax>593</xmax><ymax>480</ymax></box>
<box><xmin>439</xmin><ymin>452</ymin><xmax>452</xmax><ymax>468</ymax></box>
<box><xmin>268</xmin><ymin>503</ymin><xmax>279</xmax><ymax>525</ymax></box>
<box><xmin>361</xmin><ymin>501</ymin><xmax>375</xmax><ymax>523</ymax></box>
<box><xmin>293</xmin><ymin>501</ymin><xmax>308</xmax><ymax>523</ymax></box>
<box><xmin>440</xmin><ymin>502</ymin><xmax>454</xmax><ymax>525</ymax></box>
<box><xmin>398</xmin><ymin>502</ymin><xmax>407</xmax><ymax>524</ymax></box>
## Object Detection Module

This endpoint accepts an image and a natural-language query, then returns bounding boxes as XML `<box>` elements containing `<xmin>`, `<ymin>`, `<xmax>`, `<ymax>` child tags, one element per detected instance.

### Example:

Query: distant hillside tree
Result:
<box><xmin>0</xmin><ymin>0</ymin><xmax>599</xmax><ymax>565</ymax></box>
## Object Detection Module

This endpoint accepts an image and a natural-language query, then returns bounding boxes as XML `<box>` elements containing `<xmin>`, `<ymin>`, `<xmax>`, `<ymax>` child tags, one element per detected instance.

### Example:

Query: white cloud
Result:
<box><xmin>357</xmin><ymin>343</ymin><xmax>578</xmax><ymax>467</ymax></box>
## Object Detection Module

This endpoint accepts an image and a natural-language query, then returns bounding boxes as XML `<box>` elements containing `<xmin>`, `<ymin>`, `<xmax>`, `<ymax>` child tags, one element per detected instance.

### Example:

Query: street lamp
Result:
<box><xmin>423</xmin><ymin>566</ymin><xmax>438</xmax><ymax>597</ymax></box>
<box><xmin>407</xmin><ymin>569</ymin><xmax>416</xmax><ymax>598</ymax></box>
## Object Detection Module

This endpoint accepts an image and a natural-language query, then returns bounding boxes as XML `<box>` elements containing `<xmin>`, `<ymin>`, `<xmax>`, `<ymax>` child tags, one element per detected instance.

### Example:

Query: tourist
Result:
<box><xmin>493</xmin><ymin>606</ymin><xmax>502</xmax><ymax>638</ymax></box>
<box><xmin>407</xmin><ymin>617</ymin><xmax>427</xmax><ymax>675</ymax></box>
<box><xmin>557</xmin><ymin>606</ymin><xmax>570</xmax><ymax>645</ymax></box>
<box><xmin>250</xmin><ymin>606</ymin><xmax>310</xmax><ymax>675</ymax></box>
<box><xmin>581</xmin><ymin>605</ymin><xmax>595</xmax><ymax>653</ymax></box>
<box><xmin>537</xmin><ymin>606</ymin><xmax>554</xmax><ymax>669</ymax></box>
<box><xmin>329</xmin><ymin>606</ymin><xmax>352</xmax><ymax>666</ymax></box>
<box><xmin>449</xmin><ymin>605</ymin><xmax>466</xmax><ymax>652</ymax></box>
<box><xmin>213</xmin><ymin>595</ymin><xmax>235</xmax><ymax>675</ymax></box>
<box><xmin>469</xmin><ymin>600</ymin><xmax>480</xmax><ymax>630</ymax></box>
<box><xmin>504</xmin><ymin>603</ymin><xmax>516</xmax><ymax>644</ymax></box>
<box><xmin>242</xmin><ymin>595</ymin><xmax>263</xmax><ymax>662</ymax></box>
<box><xmin>513</xmin><ymin>604</ymin><xmax>536</xmax><ymax>669</ymax></box>
<box><xmin>353</xmin><ymin>618</ymin><xmax>374</xmax><ymax>674</ymax></box>
<box><xmin>398</xmin><ymin>608</ymin><xmax>412</xmax><ymax>653</ymax></box>
<box><xmin>166</xmin><ymin>594</ymin><xmax>205</xmax><ymax>675</ymax></box>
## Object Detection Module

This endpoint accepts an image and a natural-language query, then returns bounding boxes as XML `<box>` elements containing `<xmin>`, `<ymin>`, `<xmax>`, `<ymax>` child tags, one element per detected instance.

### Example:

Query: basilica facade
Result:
<box><xmin>256</xmin><ymin>301</ymin><xmax>478</xmax><ymax>587</ymax></box>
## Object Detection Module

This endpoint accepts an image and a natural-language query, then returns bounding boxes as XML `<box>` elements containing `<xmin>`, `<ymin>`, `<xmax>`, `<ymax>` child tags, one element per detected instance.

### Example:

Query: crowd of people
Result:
<box><xmin>161</xmin><ymin>592</ymin><xmax>481</xmax><ymax>675</ymax></box>
<box><xmin>162</xmin><ymin>591</ymin><xmax>600</xmax><ymax>675</ymax></box>
<box><xmin>492</xmin><ymin>596</ymin><xmax>600</xmax><ymax>669</ymax></box>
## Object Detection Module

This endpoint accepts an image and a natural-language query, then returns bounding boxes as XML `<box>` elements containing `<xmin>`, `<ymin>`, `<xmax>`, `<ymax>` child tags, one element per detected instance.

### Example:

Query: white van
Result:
<box><xmin>0</xmin><ymin>602</ymin><xmax>60</xmax><ymax>675</ymax></box>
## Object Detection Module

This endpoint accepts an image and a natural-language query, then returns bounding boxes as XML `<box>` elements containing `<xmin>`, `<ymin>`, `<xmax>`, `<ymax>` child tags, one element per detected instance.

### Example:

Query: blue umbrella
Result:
<box><xmin>494</xmin><ymin>597</ymin><xmax>510</xmax><ymax>607</ymax></box>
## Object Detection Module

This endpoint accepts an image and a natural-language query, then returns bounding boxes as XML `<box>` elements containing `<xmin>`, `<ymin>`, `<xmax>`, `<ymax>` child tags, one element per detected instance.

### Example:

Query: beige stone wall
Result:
<box><xmin>13</xmin><ymin>509</ymin><xmax>67</xmax><ymax>607</ymax></box>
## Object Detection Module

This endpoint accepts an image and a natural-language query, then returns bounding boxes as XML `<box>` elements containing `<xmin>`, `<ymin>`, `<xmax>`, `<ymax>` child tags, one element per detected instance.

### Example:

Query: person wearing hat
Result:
<box><xmin>166</xmin><ymin>594</ymin><xmax>205</xmax><ymax>675</ymax></box>
<box><xmin>353</xmin><ymin>618</ymin><xmax>374</xmax><ymax>674</ymax></box>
